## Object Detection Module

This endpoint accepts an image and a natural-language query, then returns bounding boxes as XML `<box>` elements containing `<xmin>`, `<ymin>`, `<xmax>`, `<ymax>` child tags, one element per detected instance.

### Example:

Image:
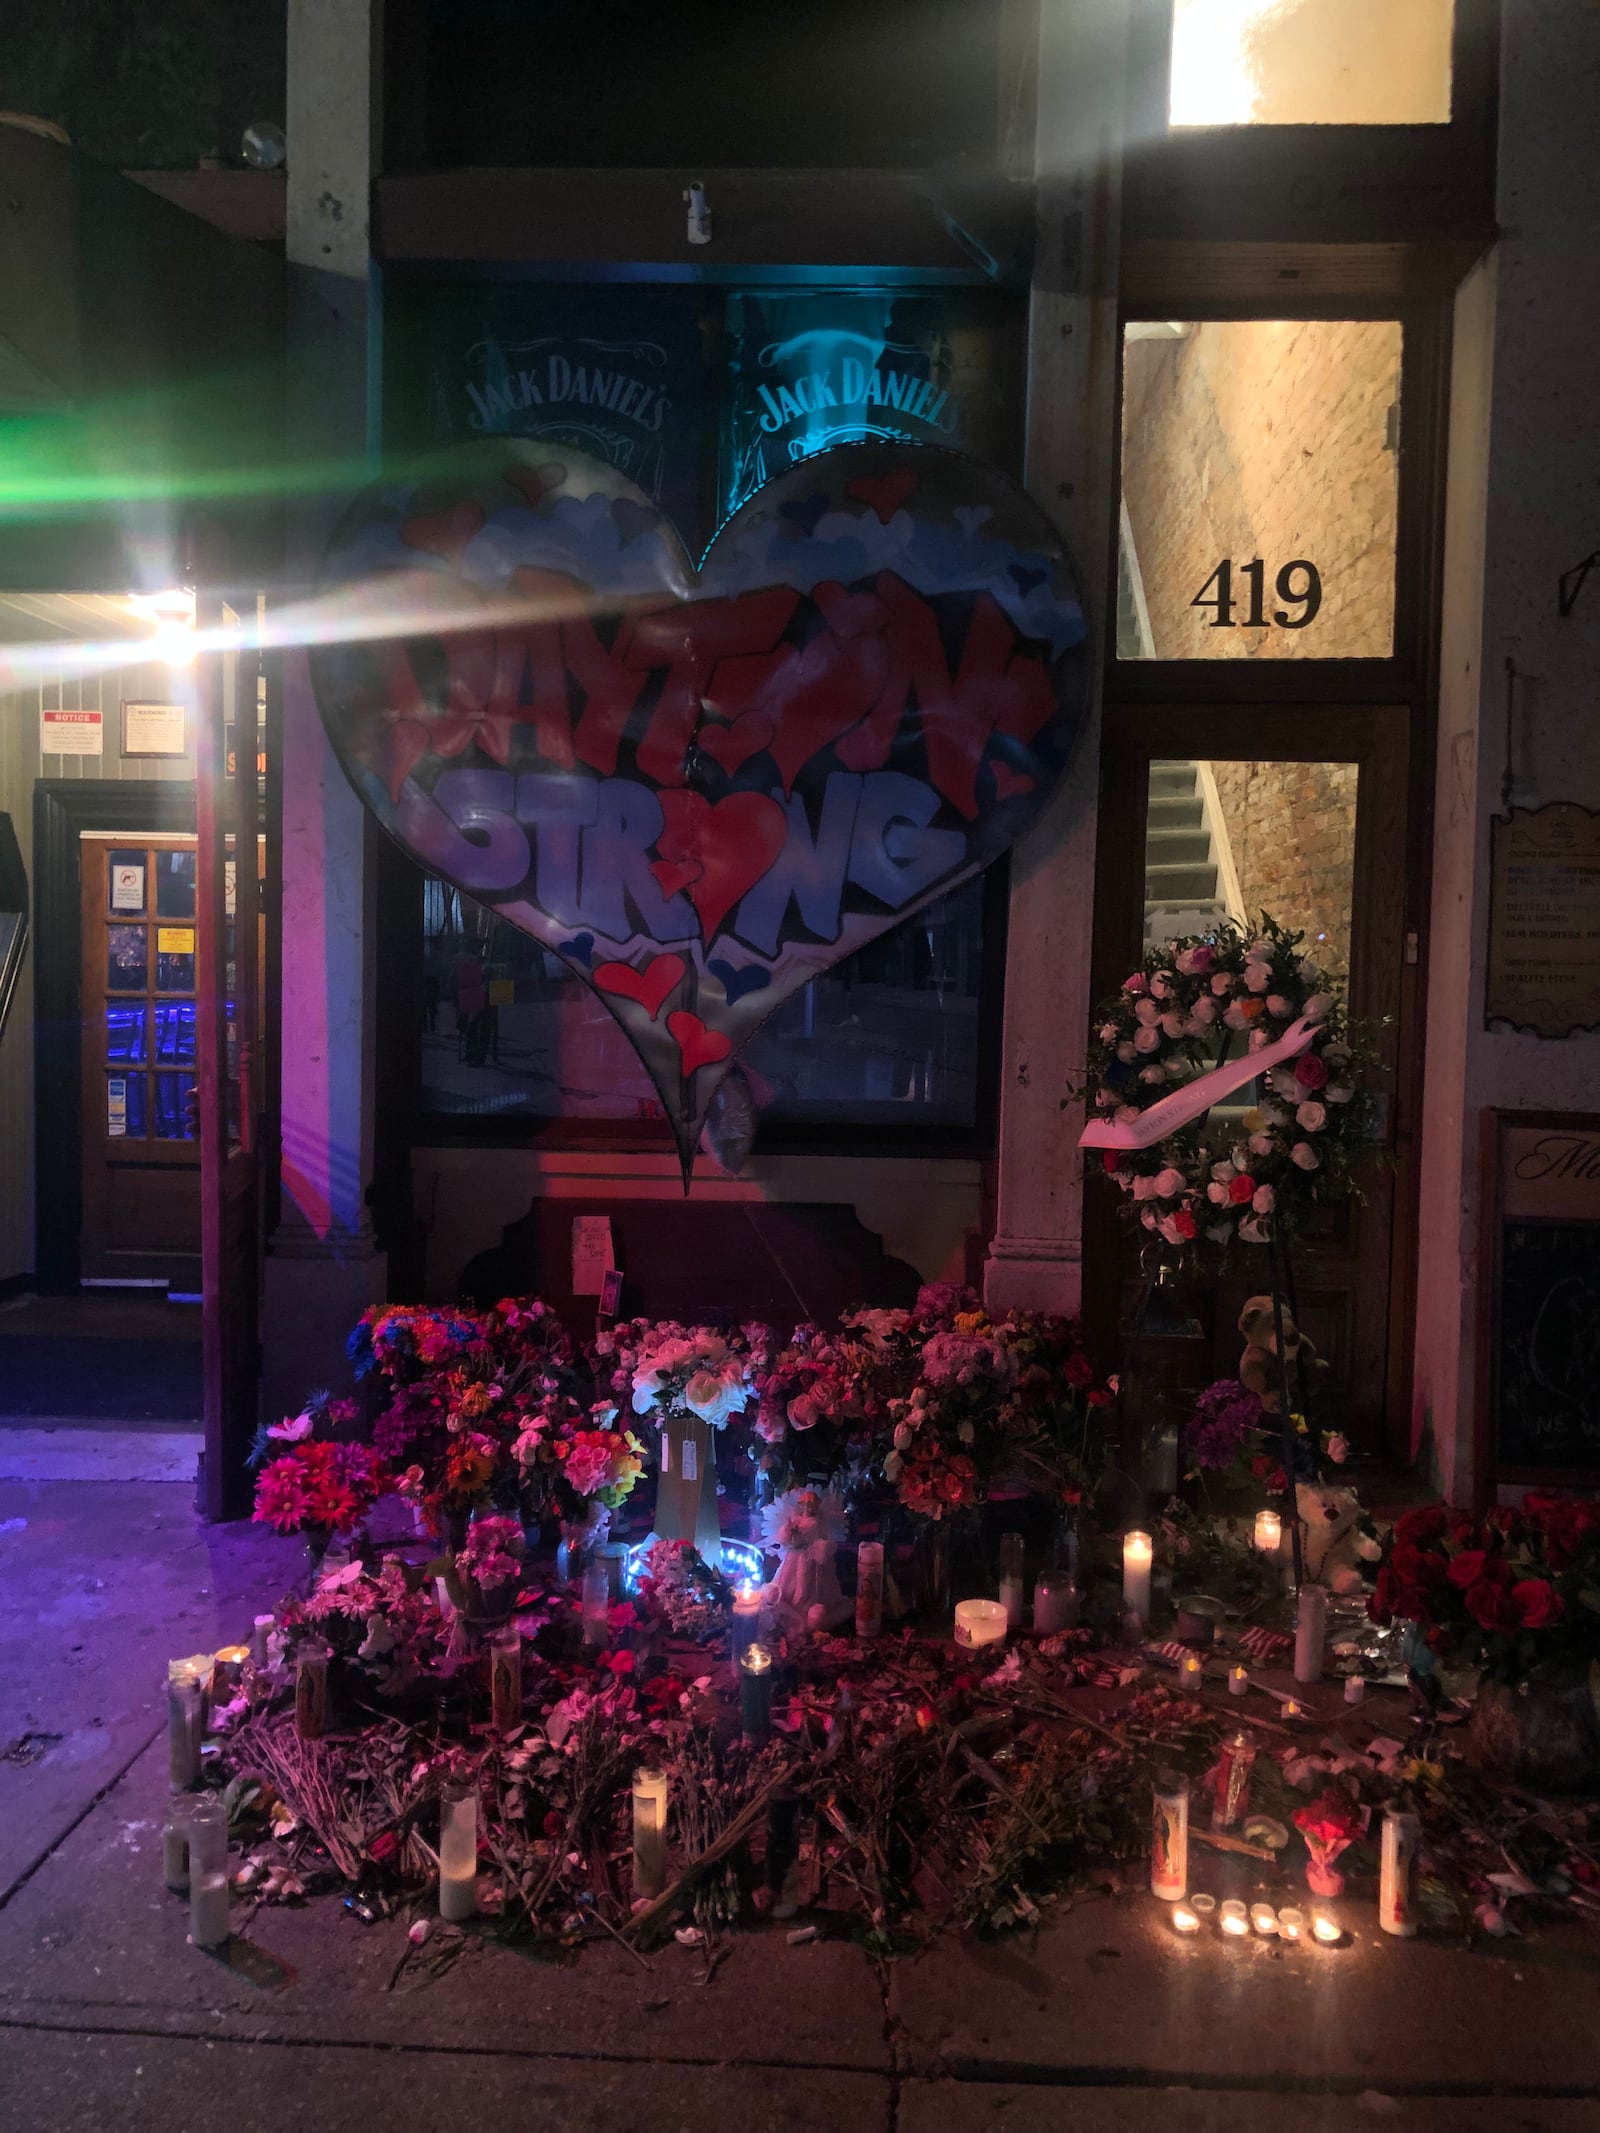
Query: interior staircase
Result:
<box><xmin>1144</xmin><ymin>761</ymin><xmax>1237</xmax><ymax>947</ymax></box>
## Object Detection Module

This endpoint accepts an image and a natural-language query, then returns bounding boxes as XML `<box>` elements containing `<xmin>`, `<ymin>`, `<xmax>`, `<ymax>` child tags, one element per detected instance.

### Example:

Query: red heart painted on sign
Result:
<box><xmin>400</xmin><ymin>501</ymin><xmax>487</xmax><ymax>565</ymax></box>
<box><xmin>698</xmin><ymin>711</ymin><xmax>774</xmax><ymax>776</ymax></box>
<box><xmin>503</xmin><ymin>461</ymin><xmax>568</xmax><ymax>508</ymax></box>
<box><xmin>667</xmin><ymin>1010</ymin><xmax>732</xmax><ymax>1077</ymax></box>
<box><xmin>593</xmin><ymin>953</ymin><xmax>687</xmax><ymax>1021</ymax></box>
<box><xmin>990</xmin><ymin>761</ymin><xmax>1035</xmax><ymax>800</ymax></box>
<box><xmin>848</xmin><ymin>467</ymin><xmax>920</xmax><ymax>523</ymax></box>
<box><xmin>652</xmin><ymin>791</ymin><xmax>788</xmax><ymax>942</ymax></box>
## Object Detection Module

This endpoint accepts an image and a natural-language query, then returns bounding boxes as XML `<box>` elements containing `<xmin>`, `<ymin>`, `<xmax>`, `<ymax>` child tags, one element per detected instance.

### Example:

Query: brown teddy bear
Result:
<box><xmin>1237</xmin><ymin>1294</ymin><xmax>1324</xmax><ymax>1415</ymax></box>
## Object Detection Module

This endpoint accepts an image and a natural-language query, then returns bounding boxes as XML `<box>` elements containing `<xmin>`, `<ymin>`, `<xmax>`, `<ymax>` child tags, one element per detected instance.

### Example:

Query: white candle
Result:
<box><xmin>1344</xmin><ymin>1673</ymin><xmax>1366</xmax><ymax>1705</ymax></box>
<box><xmin>250</xmin><ymin>1614</ymin><xmax>274</xmax><ymax>1667</ymax></box>
<box><xmin>189</xmin><ymin>1871</ymin><xmax>231</xmax><ymax>1948</ymax></box>
<box><xmin>439</xmin><ymin>1786</ymin><xmax>478</xmax><ymax>1922</ymax></box>
<box><xmin>1228</xmin><ymin>1664</ymin><xmax>1249</xmax><ymax>1697</ymax></box>
<box><xmin>1219</xmin><ymin>1899</ymin><xmax>1249</xmax><ymax>1937</ymax></box>
<box><xmin>1123</xmin><ymin>1531</ymin><xmax>1153</xmax><ymax>1624</ymax></box>
<box><xmin>632</xmin><ymin>1767</ymin><xmax>669</xmax><ymax>1901</ymax></box>
<box><xmin>1254</xmin><ymin>1509</ymin><xmax>1282</xmax><ymax>1554</ymax></box>
<box><xmin>733</xmin><ymin>1580</ymin><xmax>764</xmax><ymax>1659</ymax></box>
<box><xmin>1250</xmin><ymin>1903</ymin><xmax>1279</xmax><ymax>1936</ymax></box>
<box><xmin>1171</xmin><ymin>1903</ymin><xmax>1201</xmax><ymax>1934</ymax></box>
<box><xmin>1379</xmin><ymin>1804</ymin><xmax>1419</xmax><ymax>1938</ymax></box>
<box><xmin>162</xmin><ymin>1806</ymin><xmax>190</xmax><ymax>1894</ymax></box>
<box><xmin>1277</xmin><ymin>1905</ymin><xmax>1305</xmax><ymax>1941</ymax></box>
<box><xmin>953</xmin><ymin>1599</ymin><xmax>1008</xmax><ymax>1649</ymax></box>
<box><xmin>167</xmin><ymin>1673</ymin><xmax>202</xmax><ymax>1789</ymax></box>
<box><xmin>854</xmin><ymin>1544</ymin><xmax>884</xmax><ymax>1638</ymax></box>
<box><xmin>581</xmin><ymin>1558</ymin><xmax>611</xmax><ymax>1648</ymax></box>
<box><xmin>1294</xmin><ymin>1583</ymin><xmax>1328</xmax><ymax>1684</ymax></box>
<box><xmin>998</xmin><ymin>1532</ymin><xmax>1025</xmax><ymax>1630</ymax></box>
<box><xmin>1179</xmin><ymin>1650</ymin><xmax>1204</xmax><ymax>1689</ymax></box>
<box><xmin>489</xmin><ymin>1628</ymin><xmax>522</xmax><ymax>1730</ymax></box>
<box><xmin>1033</xmin><ymin>1574</ymin><xmax>1079</xmax><ymax>1635</ymax></box>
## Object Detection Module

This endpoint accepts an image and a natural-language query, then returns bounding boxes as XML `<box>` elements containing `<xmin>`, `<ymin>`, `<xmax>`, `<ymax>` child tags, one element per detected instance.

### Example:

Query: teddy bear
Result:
<box><xmin>1237</xmin><ymin>1294</ymin><xmax>1324</xmax><ymax>1415</ymax></box>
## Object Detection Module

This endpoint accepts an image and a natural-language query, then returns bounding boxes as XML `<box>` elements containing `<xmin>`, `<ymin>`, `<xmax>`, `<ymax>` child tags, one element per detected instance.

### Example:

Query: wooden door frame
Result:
<box><xmin>33</xmin><ymin>780</ymin><xmax>195</xmax><ymax>1292</ymax></box>
<box><xmin>1087</xmin><ymin>706</ymin><xmax>1416</xmax><ymax>1453</ymax></box>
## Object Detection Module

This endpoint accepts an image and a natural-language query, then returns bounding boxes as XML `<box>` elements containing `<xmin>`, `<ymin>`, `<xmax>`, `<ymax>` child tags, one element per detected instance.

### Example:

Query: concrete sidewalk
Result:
<box><xmin>2</xmin><ymin>1482</ymin><xmax>1598</xmax><ymax>2133</ymax></box>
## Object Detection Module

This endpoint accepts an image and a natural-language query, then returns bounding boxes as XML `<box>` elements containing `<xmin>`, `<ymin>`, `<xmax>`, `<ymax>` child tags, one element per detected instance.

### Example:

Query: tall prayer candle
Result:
<box><xmin>187</xmin><ymin>1797</ymin><xmax>229</xmax><ymax>1948</ymax></box>
<box><xmin>1294</xmin><ymin>1583</ymin><xmax>1328</xmax><ymax>1684</ymax></box>
<box><xmin>1379</xmin><ymin>1804</ymin><xmax>1419</xmax><ymax>1938</ymax></box>
<box><xmin>1150</xmin><ymin>1772</ymin><xmax>1189</xmax><ymax>1901</ymax></box>
<box><xmin>489</xmin><ymin>1628</ymin><xmax>522</xmax><ymax>1730</ymax></box>
<box><xmin>1033</xmin><ymin>1573</ymin><xmax>1078</xmax><ymax>1636</ymax></box>
<box><xmin>162</xmin><ymin>1801</ymin><xmax>191</xmax><ymax>1894</ymax></box>
<box><xmin>854</xmin><ymin>1544</ymin><xmax>884</xmax><ymax>1639</ymax></box>
<box><xmin>1123</xmin><ymin>1531</ymin><xmax>1153</xmax><ymax>1627</ymax></box>
<box><xmin>250</xmin><ymin>1614</ymin><xmax>274</xmax><ymax>1668</ymax></box>
<box><xmin>294</xmin><ymin>1644</ymin><xmax>329</xmax><ymax>1740</ymax></box>
<box><xmin>167</xmin><ymin>1669</ymin><xmax>202</xmax><ymax>1789</ymax></box>
<box><xmin>439</xmin><ymin>1785</ymin><xmax>478</xmax><ymax>1922</ymax></box>
<box><xmin>581</xmin><ymin>1558</ymin><xmax>611</xmax><ymax>1648</ymax></box>
<box><xmin>1254</xmin><ymin>1509</ymin><xmax>1282</xmax><ymax>1554</ymax></box>
<box><xmin>733</xmin><ymin>1580</ymin><xmax>764</xmax><ymax>1660</ymax></box>
<box><xmin>632</xmin><ymin>1767</ymin><xmax>669</xmax><ymax>1900</ymax></box>
<box><xmin>740</xmin><ymin>1643</ymin><xmax>774</xmax><ymax>1744</ymax></box>
<box><xmin>997</xmin><ymin>1532</ymin><xmax>1025</xmax><ymax>1630</ymax></box>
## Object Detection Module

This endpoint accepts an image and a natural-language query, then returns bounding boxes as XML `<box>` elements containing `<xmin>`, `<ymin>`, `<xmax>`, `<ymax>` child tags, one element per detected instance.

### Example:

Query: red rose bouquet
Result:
<box><xmin>1369</xmin><ymin>1492</ymin><xmax>1600</xmax><ymax>1683</ymax></box>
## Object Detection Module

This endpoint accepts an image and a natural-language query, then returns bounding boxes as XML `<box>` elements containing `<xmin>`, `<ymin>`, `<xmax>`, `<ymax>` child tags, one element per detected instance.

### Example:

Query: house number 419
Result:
<box><xmin>1191</xmin><ymin>558</ymin><xmax>1322</xmax><ymax>630</ymax></box>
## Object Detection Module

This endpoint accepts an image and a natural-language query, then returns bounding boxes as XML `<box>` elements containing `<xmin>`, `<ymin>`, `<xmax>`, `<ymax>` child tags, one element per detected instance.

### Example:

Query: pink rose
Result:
<box><xmin>1123</xmin><ymin>973</ymin><xmax>1148</xmax><ymax>994</ymax></box>
<box><xmin>1290</xmin><ymin>1141</ymin><xmax>1320</xmax><ymax>1170</ymax></box>
<box><xmin>1252</xmin><ymin>1184</ymin><xmax>1276</xmax><ymax>1215</ymax></box>
<box><xmin>1295</xmin><ymin>1053</ymin><xmax>1329</xmax><ymax>1090</ymax></box>
<box><xmin>1296</xmin><ymin>1101</ymin><xmax>1327</xmax><ymax>1133</ymax></box>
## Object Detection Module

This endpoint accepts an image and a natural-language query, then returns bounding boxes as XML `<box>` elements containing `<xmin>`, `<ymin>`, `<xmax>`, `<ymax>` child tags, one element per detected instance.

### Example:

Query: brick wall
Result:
<box><xmin>1121</xmin><ymin>318</ymin><xmax>1402</xmax><ymax>661</ymax></box>
<box><xmin>1207</xmin><ymin>758</ymin><xmax>1359</xmax><ymax>976</ymax></box>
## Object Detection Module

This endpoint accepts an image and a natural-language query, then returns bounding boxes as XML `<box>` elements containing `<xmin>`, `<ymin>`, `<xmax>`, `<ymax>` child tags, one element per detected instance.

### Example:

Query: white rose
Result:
<box><xmin>1249</xmin><ymin>1132</ymin><xmax>1273</xmax><ymax>1157</ymax></box>
<box><xmin>1296</xmin><ymin>1101</ymin><xmax>1327</xmax><ymax>1132</ymax></box>
<box><xmin>1154</xmin><ymin>1166</ymin><xmax>1186</xmax><ymax>1198</ymax></box>
<box><xmin>1249</xmin><ymin>1028</ymin><xmax>1270</xmax><ymax>1051</ymax></box>
<box><xmin>1323</xmin><ymin>1043</ymin><xmax>1351</xmax><ymax>1066</ymax></box>
<box><xmin>1116</xmin><ymin>1105</ymin><xmax>1141</xmax><ymax>1123</ymax></box>
<box><xmin>1244</xmin><ymin>961</ymin><xmax>1272</xmax><ymax>994</ymax></box>
<box><xmin>1290</xmin><ymin>1141</ymin><xmax>1320</xmax><ymax>1170</ymax></box>
<box><xmin>1134</xmin><ymin>1025</ymin><xmax>1162</xmax><ymax>1053</ymax></box>
<box><xmin>1133</xmin><ymin>1174</ymin><xmax>1160</xmax><ymax>1201</ymax></box>
<box><xmin>1140</xmin><ymin>1208</ymin><xmax>1157</xmax><ymax>1229</ymax></box>
<box><xmin>1357</xmin><ymin>1532</ymin><xmax>1383</xmax><ymax>1562</ymax></box>
<box><xmin>893</xmin><ymin>1421</ymin><xmax>913</xmax><ymax>1451</ymax></box>
<box><xmin>1189</xmin><ymin>996</ymin><xmax>1218</xmax><ymax>1026</ymax></box>
<box><xmin>1304</xmin><ymin>993</ymin><xmax>1334</xmax><ymax>1021</ymax></box>
<box><xmin>1134</xmin><ymin>996</ymin><xmax>1161</xmax><ymax>1025</ymax></box>
<box><xmin>1231</xmin><ymin>1143</ymin><xmax>1251</xmax><ymax>1168</ymax></box>
<box><xmin>1149</xmin><ymin>973</ymin><xmax>1172</xmax><ymax>999</ymax></box>
<box><xmin>1325</xmin><ymin>1083</ymin><xmax>1354</xmax><ymax>1104</ymax></box>
<box><xmin>1252</xmin><ymin>1184</ymin><xmax>1276</xmax><ymax>1215</ymax></box>
<box><xmin>1266</xmin><ymin>994</ymin><xmax>1293</xmax><ymax>1019</ymax></box>
<box><xmin>1116</xmin><ymin>1041</ymin><xmax>1138</xmax><ymax>1064</ymax></box>
<box><xmin>1297</xmin><ymin>958</ymin><xmax>1321</xmax><ymax>983</ymax></box>
<box><xmin>1139</xmin><ymin>1065</ymin><xmax>1167</xmax><ymax>1085</ymax></box>
<box><xmin>1210</xmin><ymin>1160</ymin><xmax>1236</xmax><ymax>1182</ymax></box>
<box><xmin>1207</xmin><ymin>1221</ymin><xmax>1234</xmax><ymax>1244</ymax></box>
<box><xmin>1098</xmin><ymin>1023</ymin><xmax>1118</xmax><ymax>1044</ymax></box>
<box><xmin>1238</xmin><ymin>1216</ymin><xmax>1269</xmax><ymax>1244</ymax></box>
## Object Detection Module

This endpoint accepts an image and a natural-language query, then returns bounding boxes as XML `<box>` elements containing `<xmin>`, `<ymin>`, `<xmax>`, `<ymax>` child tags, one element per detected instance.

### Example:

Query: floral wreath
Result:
<box><xmin>1081</xmin><ymin>915</ymin><xmax>1377</xmax><ymax>1260</ymax></box>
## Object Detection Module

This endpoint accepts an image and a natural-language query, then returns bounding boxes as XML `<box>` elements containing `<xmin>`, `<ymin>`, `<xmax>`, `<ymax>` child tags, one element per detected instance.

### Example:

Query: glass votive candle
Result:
<box><xmin>732</xmin><ymin>1580</ymin><xmax>764</xmax><ymax>1662</ymax></box>
<box><xmin>1171</xmin><ymin>1903</ymin><xmax>1202</xmax><ymax>1935</ymax></box>
<box><xmin>1219</xmin><ymin>1899</ymin><xmax>1249</xmax><ymax>1938</ymax></box>
<box><xmin>1311</xmin><ymin>1908</ymin><xmax>1343</xmax><ymax>1945</ymax></box>
<box><xmin>1250</xmin><ymin>1902</ymin><xmax>1279</xmax><ymax>1936</ymax></box>
<box><xmin>1254</xmin><ymin>1509</ymin><xmax>1282</xmax><ymax>1554</ymax></box>
<box><xmin>953</xmin><ymin>1598</ymin><xmax>1008</xmax><ymax>1649</ymax></box>
<box><xmin>1344</xmin><ymin>1674</ymin><xmax>1367</xmax><ymax>1705</ymax></box>
<box><xmin>998</xmin><ymin>1532</ymin><xmax>1026</xmax><ymax>1630</ymax></box>
<box><xmin>1228</xmin><ymin>1664</ymin><xmax>1249</xmax><ymax>1697</ymax></box>
<box><xmin>1190</xmin><ymin>1893</ymin><xmax>1217</xmax><ymax>1915</ymax></box>
<box><xmin>1277</xmin><ymin>1906</ymin><xmax>1306</xmax><ymax>1941</ymax></box>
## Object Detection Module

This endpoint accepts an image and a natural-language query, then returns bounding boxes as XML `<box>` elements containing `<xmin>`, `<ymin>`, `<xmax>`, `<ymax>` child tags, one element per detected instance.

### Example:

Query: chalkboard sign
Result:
<box><xmin>1481</xmin><ymin>1112</ymin><xmax>1600</xmax><ymax>1488</ymax></box>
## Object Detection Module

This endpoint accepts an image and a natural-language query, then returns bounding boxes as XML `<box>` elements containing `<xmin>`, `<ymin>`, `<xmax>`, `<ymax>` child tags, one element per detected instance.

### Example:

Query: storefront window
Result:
<box><xmin>1119</xmin><ymin>318</ymin><xmax>1402</xmax><ymax>661</ymax></box>
<box><xmin>1168</xmin><ymin>0</ymin><xmax>1454</xmax><ymax>126</ymax></box>
<box><xmin>419</xmin><ymin>873</ymin><xmax>987</xmax><ymax>1131</ymax></box>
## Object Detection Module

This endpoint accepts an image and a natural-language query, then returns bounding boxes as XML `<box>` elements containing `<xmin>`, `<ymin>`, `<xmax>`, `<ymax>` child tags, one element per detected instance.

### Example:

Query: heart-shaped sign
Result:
<box><xmin>310</xmin><ymin>441</ymin><xmax>1089</xmax><ymax>1180</ymax></box>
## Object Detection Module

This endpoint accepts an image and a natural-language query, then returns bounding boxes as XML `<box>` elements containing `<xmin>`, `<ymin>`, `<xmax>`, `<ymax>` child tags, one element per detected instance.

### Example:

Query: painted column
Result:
<box><xmin>261</xmin><ymin>0</ymin><xmax>387</xmax><ymax>1424</ymax></box>
<box><xmin>1412</xmin><ymin>0</ymin><xmax>1600</xmax><ymax>1502</ymax></box>
<box><xmin>985</xmin><ymin>0</ymin><xmax>1126</xmax><ymax>1316</ymax></box>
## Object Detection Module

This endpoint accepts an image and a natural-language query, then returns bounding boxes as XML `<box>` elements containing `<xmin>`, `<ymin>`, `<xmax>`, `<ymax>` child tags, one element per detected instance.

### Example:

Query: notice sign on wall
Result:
<box><xmin>41</xmin><ymin>706</ymin><xmax>102</xmax><ymax>756</ymax></box>
<box><xmin>1486</xmin><ymin>803</ymin><xmax>1600</xmax><ymax>1035</ymax></box>
<box><xmin>121</xmin><ymin>700</ymin><xmax>187</xmax><ymax>758</ymax></box>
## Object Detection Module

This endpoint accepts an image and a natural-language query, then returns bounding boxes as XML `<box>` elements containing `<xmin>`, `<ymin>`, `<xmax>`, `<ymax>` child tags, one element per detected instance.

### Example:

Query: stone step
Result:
<box><xmin>1145</xmin><ymin>860</ymin><xmax>1220</xmax><ymax>901</ymax></box>
<box><xmin>1148</xmin><ymin>763</ymin><xmax>1198</xmax><ymax>799</ymax></box>
<box><xmin>1146</xmin><ymin>795</ymin><xmax>1204</xmax><ymax>831</ymax></box>
<box><xmin>1145</xmin><ymin>827</ymin><xmax>1211</xmax><ymax>866</ymax></box>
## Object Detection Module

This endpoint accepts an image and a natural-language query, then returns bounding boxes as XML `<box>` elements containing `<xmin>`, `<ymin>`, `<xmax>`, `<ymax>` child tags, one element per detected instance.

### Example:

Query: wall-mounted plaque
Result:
<box><xmin>1486</xmin><ymin>803</ymin><xmax>1600</xmax><ymax>1035</ymax></box>
<box><xmin>1478</xmin><ymin>1109</ymin><xmax>1600</xmax><ymax>1497</ymax></box>
<box><xmin>121</xmin><ymin>700</ymin><xmax>187</xmax><ymax>759</ymax></box>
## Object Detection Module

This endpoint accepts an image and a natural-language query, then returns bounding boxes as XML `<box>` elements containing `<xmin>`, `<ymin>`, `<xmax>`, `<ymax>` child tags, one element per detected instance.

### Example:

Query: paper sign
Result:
<box><xmin>41</xmin><ymin>707</ymin><xmax>102</xmax><ymax>756</ymax></box>
<box><xmin>121</xmin><ymin>700</ymin><xmax>186</xmax><ymax>758</ymax></box>
<box><xmin>107</xmin><ymin>1078</ymin><xmax>127</xmax><ymax>1138</ymax></box>
<box><xmin>571</xmin><ymin>1214</ymin><xmax>615</xmax><ymax>1296</ymax></box>
<box><xmin>157</xmin><ymin>927</ymin><xmax>195</xmax><ymax>955</ymax></box>
<box><xmin>679</xmin><ymin>1435</ymin><xmax>698</xmax><ymax>1482</ymax></box>
<box><xmin>111</xmin><ymin>864</ymin><xmax>144</xmax><ymax>913</ymax></box>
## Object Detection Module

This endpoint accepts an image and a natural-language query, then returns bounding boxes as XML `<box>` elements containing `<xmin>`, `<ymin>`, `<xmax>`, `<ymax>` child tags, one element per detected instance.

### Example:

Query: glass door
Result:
<box><xmin>1091</xmin><ymin>707</ymin><xmax>1411</xmax><ymax>1448</ymax></box>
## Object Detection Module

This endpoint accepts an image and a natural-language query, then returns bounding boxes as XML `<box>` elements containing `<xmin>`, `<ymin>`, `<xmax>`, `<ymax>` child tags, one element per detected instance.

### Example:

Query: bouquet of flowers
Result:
<box><xmin>1079</xmin><ymin>915</ymin><xmax>1377</xmax><ymax>1261</ymax></box>
<box><xmin>633</xmin><ymin>1538</ymin><xmax>731</xmax><ymax>1640</ymax></box>
<box><xmin>1369</xmin><ymin>1495</ymin><xmax>1600</xmax><ymax>1684</ymax></box>
<box><xmin>450</xmin><ymin>1513</ymin><xmax>526</xmax><ymax>1619</ymax></box>
<box><xmin>1293</xmin><ymin>1786</ymin><xmax>1367</xmax><ymax>1898</ymax></box>
<box><xmin>250</xmin><ymin>1393</ymin><xmax>388</xmax><ymax>1549</ymax></box>
<box><xmin>627</xmin><ymin>1323</ymin><xmax>757</xmax><ymax>1431</ymax></box>
<box><xmin>286</xmin><ymin>1555</ymin><xmax>444</xmax><ymax>1689</ymax></box>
